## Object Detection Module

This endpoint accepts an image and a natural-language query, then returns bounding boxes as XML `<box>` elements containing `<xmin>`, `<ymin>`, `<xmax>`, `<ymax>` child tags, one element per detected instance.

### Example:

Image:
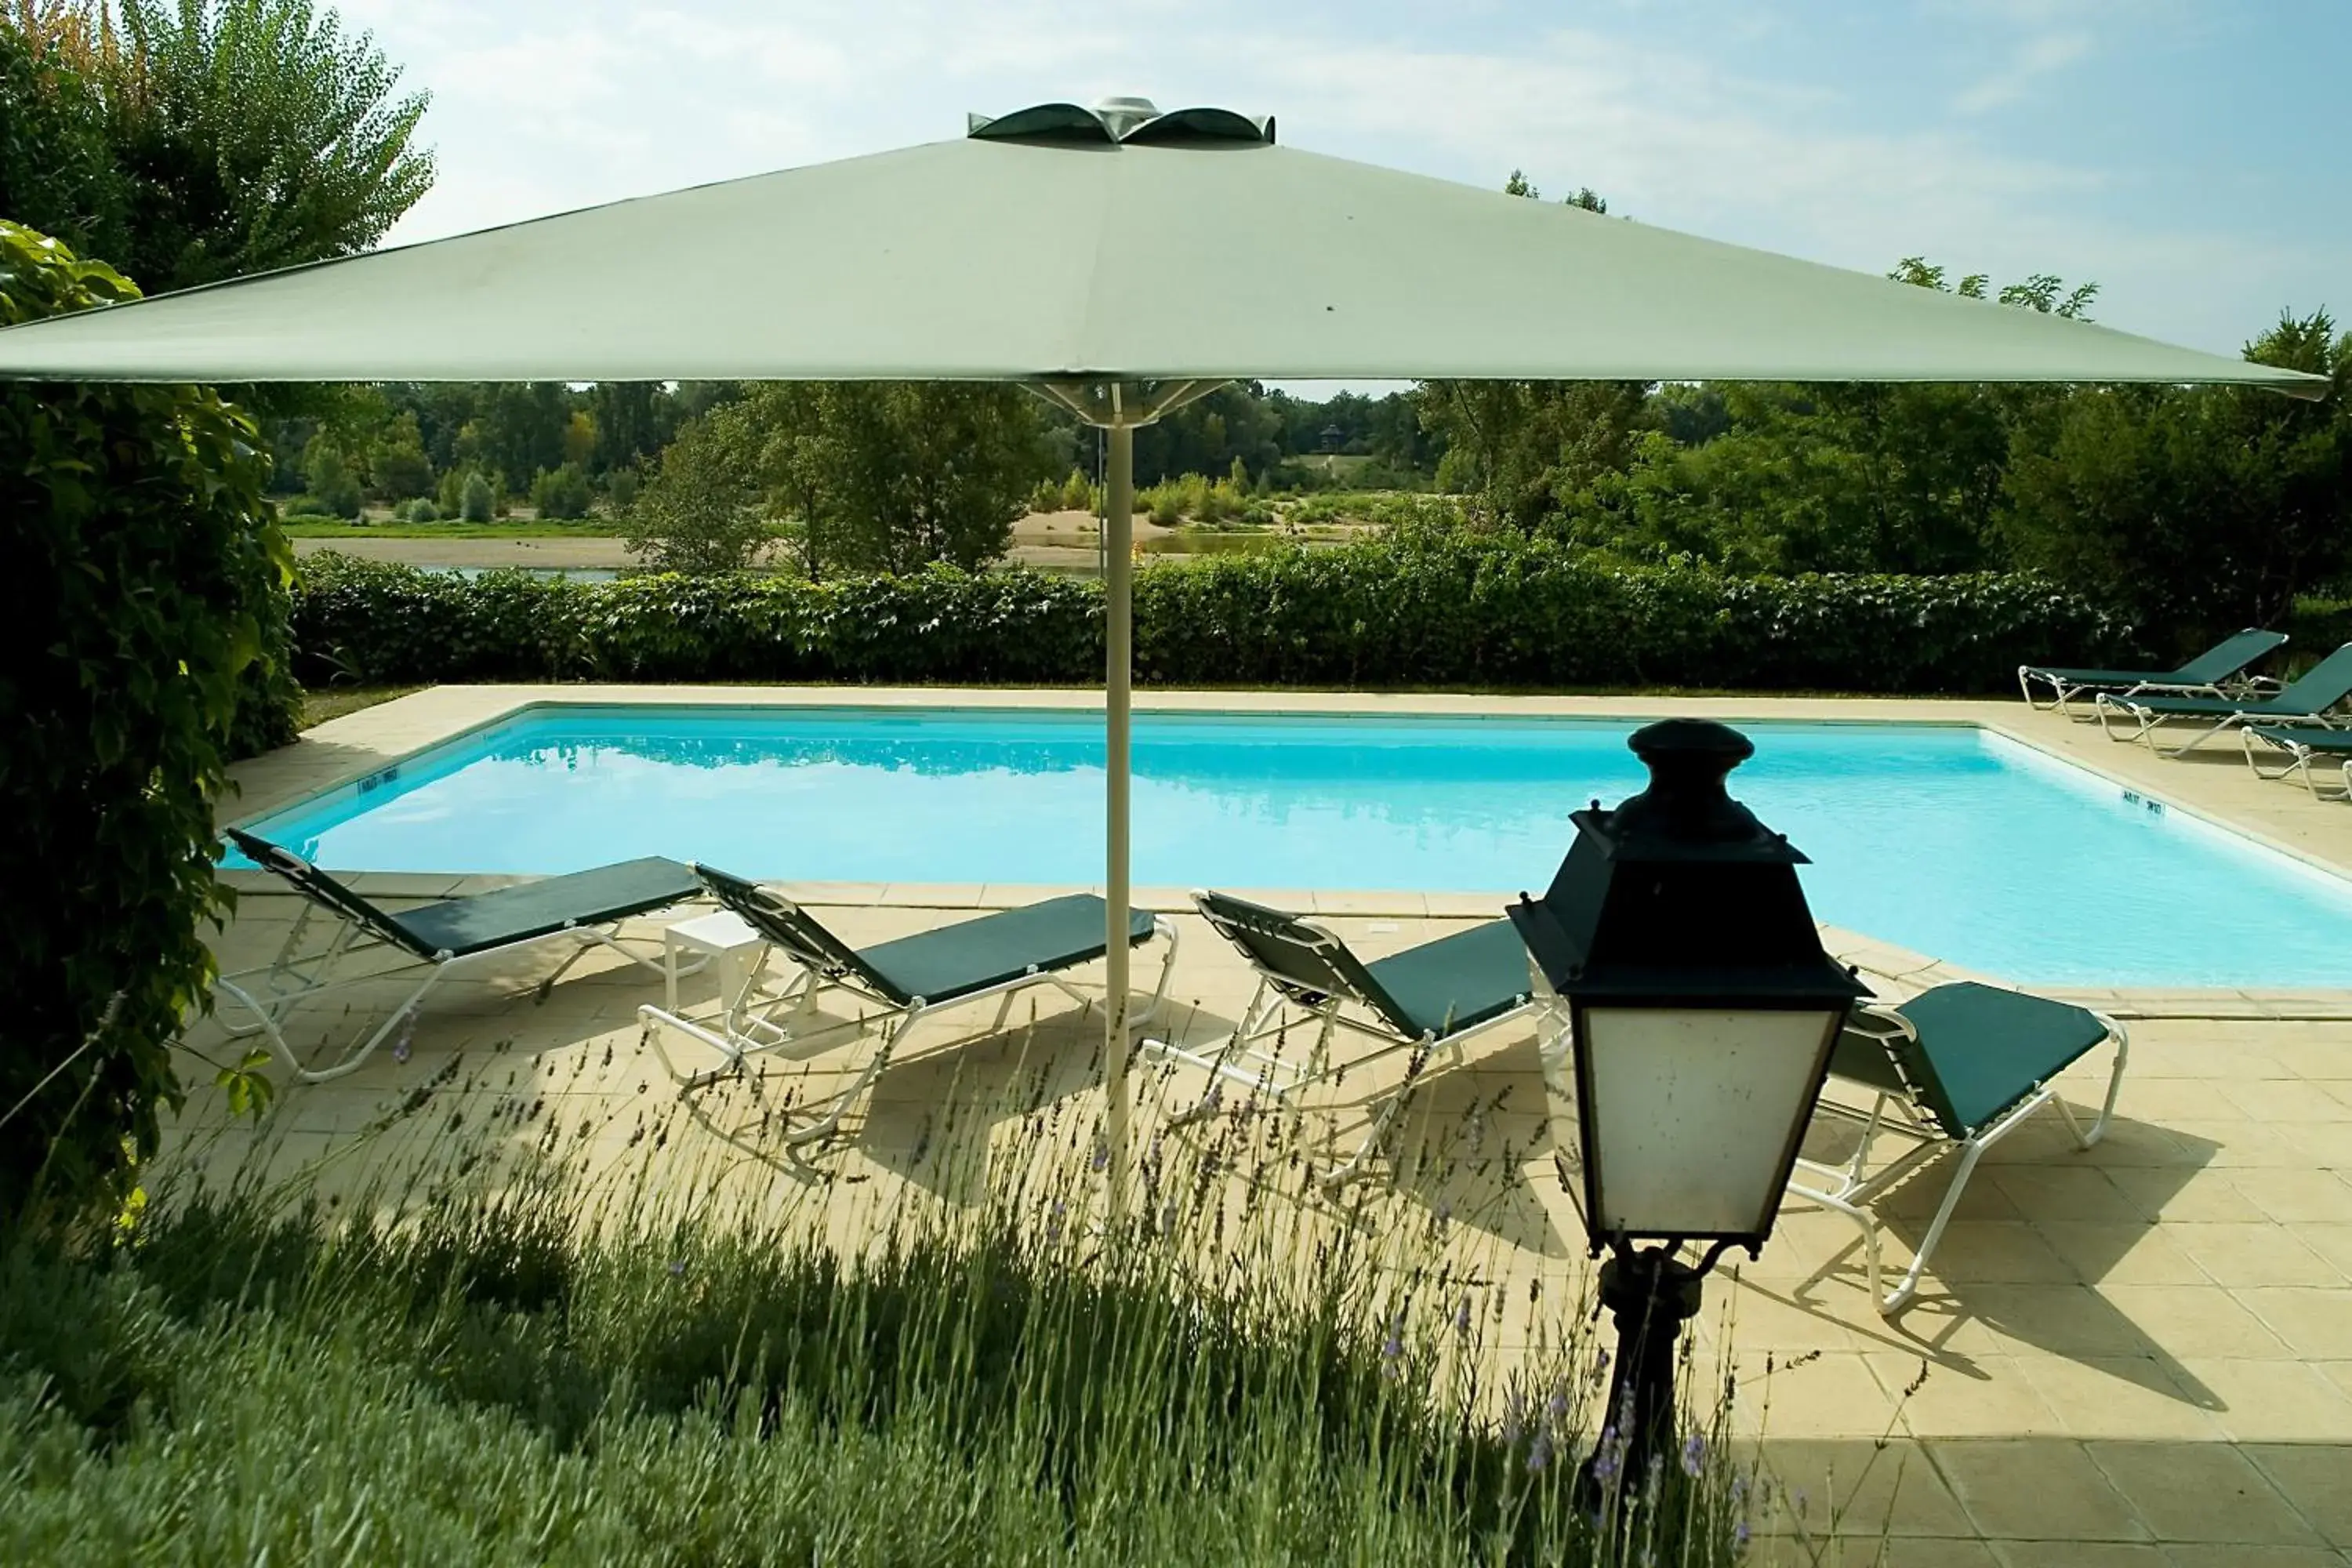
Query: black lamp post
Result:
<box><xmin>1508</xmin><ymin>719</ymin><xmax>1866</xmax><ymax>1504</ymax></box>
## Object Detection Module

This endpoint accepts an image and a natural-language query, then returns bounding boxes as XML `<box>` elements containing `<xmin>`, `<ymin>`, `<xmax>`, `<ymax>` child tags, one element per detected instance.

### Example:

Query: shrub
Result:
<box><xmin>291</xmin><ymin>540</ymin><xmax>2129</xmax><ymax>695</ymax></box>
<box><xmin>397</xmin><ymin>498</ymin><xmax>439</xmax><ymax>523</ymax></box>
<box><xmin>528</xmin><ymin>462</ymin><xmax>591</xmax><ymax>521</ymax></box>
<box><xmin>0</xmin><ymin>220</ymin><xmax>298</xmax><ymax>1218</ymax></box>
<box><xmin>459</xmin><ymin>472</ymin><xmax>494</xmax><ymax>523</ymax></box>
<box><xmin>280</xmin><ymin>494</ymin><xmax>337</xmax><ymax>518</ymax></box>
<box><xmin>604</xmin><ymin>467</ymin><xmax>639</xmax><ymax>512</ymax></box>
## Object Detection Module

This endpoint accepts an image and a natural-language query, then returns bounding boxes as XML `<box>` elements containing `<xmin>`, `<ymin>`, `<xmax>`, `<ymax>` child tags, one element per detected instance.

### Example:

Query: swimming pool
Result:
<box><xmin>228</xmin><ymin>706</ymin><xmax>2352</xmax><ymax>988</ymax></box>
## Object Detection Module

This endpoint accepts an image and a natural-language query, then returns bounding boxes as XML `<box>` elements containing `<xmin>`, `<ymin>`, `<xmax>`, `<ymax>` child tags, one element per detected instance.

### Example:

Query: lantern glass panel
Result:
<box><xmin>1581</xmin><ymin>1005</ymin><xmax>1843</xmax><ymax>1239</ymax></box>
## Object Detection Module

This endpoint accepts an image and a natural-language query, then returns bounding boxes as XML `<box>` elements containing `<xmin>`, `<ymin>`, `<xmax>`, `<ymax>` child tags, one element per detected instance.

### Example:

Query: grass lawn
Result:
<box><xmin>301</xmin><ymin>684</ymin><xmax>425</xmax><ymax>728</ymax></box>
<box><xmin>281</xmin><ymin>520</ymin><xmax>620</xmax><ymax>540</ymax></box>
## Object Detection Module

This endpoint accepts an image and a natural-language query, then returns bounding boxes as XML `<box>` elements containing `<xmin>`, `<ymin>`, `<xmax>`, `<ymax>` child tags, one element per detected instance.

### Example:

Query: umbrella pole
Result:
<box><xmin>1102</xmin><ymin>413</ymin><xmax>1134</xmax><ymax>1200</ymax></box>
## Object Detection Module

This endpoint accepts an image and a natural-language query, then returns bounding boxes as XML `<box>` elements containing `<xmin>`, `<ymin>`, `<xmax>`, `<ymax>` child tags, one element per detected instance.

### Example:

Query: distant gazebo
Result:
<box><xmin>1317</xmin><ymin>423</ymin><xmax>1346</xmax><ymax>452</ymax></box>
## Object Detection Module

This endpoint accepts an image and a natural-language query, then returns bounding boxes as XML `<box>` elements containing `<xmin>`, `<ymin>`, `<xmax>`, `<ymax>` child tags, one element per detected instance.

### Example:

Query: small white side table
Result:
<box><xmin>662</xmin><ymin>909</ymin><xmax>765</xmax><ymax>1014</ymax></box>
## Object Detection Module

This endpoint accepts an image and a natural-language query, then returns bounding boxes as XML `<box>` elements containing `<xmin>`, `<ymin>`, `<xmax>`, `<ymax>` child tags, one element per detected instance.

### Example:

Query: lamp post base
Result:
<box><xmin>1577</xmin><ymin>1247</ymin><xmax>1708</xmax><ymax>1512</ymax></box>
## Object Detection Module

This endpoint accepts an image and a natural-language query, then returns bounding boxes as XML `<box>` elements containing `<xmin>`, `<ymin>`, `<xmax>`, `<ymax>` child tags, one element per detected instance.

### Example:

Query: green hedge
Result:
<box><xmin>292</xmin><ymin>541</ymin><xmax>2134</xmax><ymax>695</ymax></box>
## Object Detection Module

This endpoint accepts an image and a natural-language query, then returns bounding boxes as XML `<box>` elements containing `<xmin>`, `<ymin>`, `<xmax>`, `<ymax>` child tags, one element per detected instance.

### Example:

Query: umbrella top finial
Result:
<box><xmin>1092</xmin><ymin>96</ymin><xmax>1161</xmax><ymax>138</ymax></box>
<box><xmin>968</xmin><ymin>99</ymin><xmax>1276</xmax><ymax>146</ymax></box>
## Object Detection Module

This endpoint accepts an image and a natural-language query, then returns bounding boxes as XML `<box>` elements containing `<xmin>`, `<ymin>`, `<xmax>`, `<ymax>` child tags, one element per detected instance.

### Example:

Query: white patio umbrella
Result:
<box><xmin>1</xmin><ymin>95</ymin><xmax>2325</xmax><ymax>1122</ymax></box>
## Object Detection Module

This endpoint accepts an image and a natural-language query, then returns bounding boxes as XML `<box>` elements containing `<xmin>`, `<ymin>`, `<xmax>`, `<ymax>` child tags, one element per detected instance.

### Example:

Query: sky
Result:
<box><xmin>338</xmin><ymin>0</ymin><xmax>2347</xmax><ymax>383</ymax></box>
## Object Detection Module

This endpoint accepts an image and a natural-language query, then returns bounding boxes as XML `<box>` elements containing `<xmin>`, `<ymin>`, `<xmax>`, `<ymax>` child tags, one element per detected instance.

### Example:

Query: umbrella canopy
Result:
<box><xmin>0</xmin><ymin>96</ymin><xmax>2325</xmax><ymax>394</ymax></box>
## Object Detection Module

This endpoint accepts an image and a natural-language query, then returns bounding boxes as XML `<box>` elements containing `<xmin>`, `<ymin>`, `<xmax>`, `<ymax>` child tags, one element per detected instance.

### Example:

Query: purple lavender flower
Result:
<box><xmin>1733</xmin><ymin>1519</ymin><xmax>1751</xmax><ymax>1553</ymax></box>
<box><xmin>1526</xmin><ymin>1428</ymin><xmax>1552</xmax><ymax>1474</ymax></box>
<box><xmin>1089</xmin><ymin>1143</ymin><xmax>1109</xmax><ymax>1172</ymax></box>
<box><xmin>1591</xmin><ymin>1426</ymin><xmax>1620</xmax><ymax>1483</ymax></box>
<box><xmin>1681</xmin><ymin>1432</ymin><xmax>1706</xmax><ymax>1476</ymax></box>
<box><xmin>667</xmin><ymin>1260</ymin><xmax>686</xmax><ymax>1278</ymax></box>
<box><xmin>1454</xmin><ymin>1297</ymin><xmax>1472</xmax><ymax>1335</ymax></box>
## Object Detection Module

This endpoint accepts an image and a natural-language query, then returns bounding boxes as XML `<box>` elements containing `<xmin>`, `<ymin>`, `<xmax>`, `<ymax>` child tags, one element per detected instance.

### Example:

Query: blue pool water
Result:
<box><xmin>228</xmin><ymin>706</ymin><xmax>2352</xmax><ymax>988</ymax></box>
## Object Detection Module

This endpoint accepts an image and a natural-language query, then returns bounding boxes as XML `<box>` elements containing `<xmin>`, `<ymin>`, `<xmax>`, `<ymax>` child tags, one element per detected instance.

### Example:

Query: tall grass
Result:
<box><xmin>0</xmin><ymin>1054</ymin><xmax>1766</xmax><ymax>1564</ymax></box>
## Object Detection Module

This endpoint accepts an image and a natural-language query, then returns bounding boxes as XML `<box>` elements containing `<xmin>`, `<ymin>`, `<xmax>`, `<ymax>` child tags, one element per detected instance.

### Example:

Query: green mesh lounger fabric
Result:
<box><xmin>648</xmin><ymin>864</ymin><xmax>1178</xmax><ymax>1142</ymax></box>
<box><xmin>1149</xmin><ymin>890</ymin><xmax>1534</xmax><ymax>1186</ymax></box>
<box><xmin>2095</xmin><ymin>642</ymin><xmax>2352</xmax><ymax>752</ymax></box>
<box><xmin>692</xmin><ymin>863</ymin><xmax>1155</xmax><ymax>1007</ymax></box>
<box><xmin>214</xmin><ymin>829</ymin><xmax>700</xmax><ymax>1083</ymax></box>
<box><xmin>2020</xmin><ymin>626</ymin><xmax>2284</xmax><ymax>691</ymax></box>
<box><xmin>1872</xmin><ymin>981</ymin><xmax>2114</xmax><ymax>1138</ymax></box>
<box><xmin>1797</xmin><ymin>977</ymin><xmax>2128</xmax><ymax>1314</ymax></box>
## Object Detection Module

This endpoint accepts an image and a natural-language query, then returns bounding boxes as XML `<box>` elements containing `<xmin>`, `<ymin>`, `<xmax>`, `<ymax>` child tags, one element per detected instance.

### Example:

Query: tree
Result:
<box><xmin>764</xmin><ymin>383</ymin><xmax>1051</xmax><ymax>575</ymax></box>
<box><xmin>301</xmin><ymin>435</ymin><xmax>362</xmax><ymax>517</ymax></box>
<box><xmin>591</xmin><ymin>381</ymin><xmax>662</xmax><ymax>474</ymax></box>
<box><xmin>456</xmin><ymin>470</ymin><xmax>492</xmax><ymax>522</ymax></box>
<box><xmin>561</xmin><ymin>408</ymin><xmax>596</xmax><ymax>469</ymax></box>
<box><xmin>2003</xmin><ymin>312</ymin><xmax>2352</xmax><ymax>651</ymax></box>
<box><xmin>2</xmin><ymin>220</ymin><xmax>292</xmax><ymax>1216</ymax></box>
<box><xmin>0</xmin><ymin>0</ymin><xmax>433</xmax><ymax>292</ymax></box>
<box><xmin>622</xmin><ymin>408</ymin><xmax>768</xmax><ymax>573</ymax></box>
<box><xmin>365</xmin><ymin>408</ymin><xmax>432</xmax><ymax>499</ymax></box>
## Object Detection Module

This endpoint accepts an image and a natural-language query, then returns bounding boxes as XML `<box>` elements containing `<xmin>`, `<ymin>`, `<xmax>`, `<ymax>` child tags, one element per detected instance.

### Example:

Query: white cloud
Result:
<box><xmin>1954</xmin><ymin>28</ymin><xmax>2092</xmax><ymax>113</ymax></box>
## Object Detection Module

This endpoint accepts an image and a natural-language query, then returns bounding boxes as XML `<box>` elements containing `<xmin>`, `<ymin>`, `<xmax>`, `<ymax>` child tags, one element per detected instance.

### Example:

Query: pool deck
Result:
<box><xmin>182</xmin><ymin>685</ymin><xmax>2352</xmax><ymax>1563</ymax></box>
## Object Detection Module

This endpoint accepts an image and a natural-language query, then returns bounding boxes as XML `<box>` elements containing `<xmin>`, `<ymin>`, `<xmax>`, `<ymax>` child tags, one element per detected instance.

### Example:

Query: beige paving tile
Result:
<box><xmin>2234</xmin><ymin>1287</ymin><xmax>2352</xmax><ymax>1359</ymax></box>
<box><xmin>1929</xmin><ymin>1437</ymin><xmax>2147</xmax><ymax>1542</ymax></box>
<box><xmin>2180</xmin><ymin>1359</ymin><xmax>2352</xmax><ymax>1443</ymax></box>
<box><xmin>1915</xmin><ymin>1223</ymin><xmax>2082</xmax><ymax>1285</ymax></box>
<box><xmin>1878</xmin><ymin>1355</ymin><xmax>2069</xmax><ymax>1439</ymax></box>
<box><xmin>1956</xmin><ymin>1283</ymin><xmax>2155</xmax><ymax>1357</ymax></box>
<box><xmin>2037</xmin><ymin>1223</ymin><xmax>2210</xmax><ymax>1286</ymax></box>
<box><xmin>2228</xmin><ymin>1168</ymin><xmax>2352</xmax><ymax>1225</ymax></box>
<box><xmin>2161</xmin><ymin>1120</ymin><xmax>2313</xmax><ymax>1168</ymax></box>
<box><xmin>1991</xmin><ymin>1544</ymin><xmax>2172</xmax><ymax>1568</ymax></box>
<box><xmin>2170</xmin><ymin>1223</ymin><xmax>2347</xmax><ymax>1288</ymax></box>
<box><xmin>2107</xmin><ymin>1168</ymin><xmax>2273</xmax><ymax>1223</ymax></box>
<box><xmin>1987</xmin><ymin>1167</ymin><xmax>2147</xmax><ymax>1222</ymax></box>
<box><xmin>2157</xmin><ymin>1547</ymin><xmax>2348</xmax><ymax>1568</ymax></box>
<box><xmin>2240</xmin><ymin>1443</ymin><xmax>2352</xmax><ymax>1548</ymax></box>
<box><xmin>1733</xmin><ymin>1351</ymin><xmax>1900</xmax><ymax>1438</ymax></box>
<box><xmin>2013</xmin><ymin>1357</ymin><xmax>2226</xmax><ymax>1442</ymax></box>
<box><xmin>2098</xmin><ymin>1285</ymin><xmax>2295</xmax><ymax>1359</ymax></box>
<box><xmin>2084</xmin><ymin>1439</ymin><xmax>2324</xmax><ymax>1545</ymax></box>
<box><xmin>2220</xmin><ymin>1080</ymin><xmax>2352</xmax><ymax>1122</ymax></box>
<box><xmin>1758</xmin><ymin>1437</ymin><xmax>1976</xmax><ymax>1540</ymax></box>
<box><xmin>2290</xmin><ymin>1225</ymin><xmax>2352</xmax><ymax>1277</ymax></box>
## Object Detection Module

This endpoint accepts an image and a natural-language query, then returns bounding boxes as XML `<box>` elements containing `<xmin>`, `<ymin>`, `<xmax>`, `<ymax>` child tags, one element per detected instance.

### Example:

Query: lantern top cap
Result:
<box><xmin>1602</xmin><ymin>719</ymin><xmax>1784</xmax><ymax>857</ymax></box>
<box><xmin>1628</xmin><ymin>717</ymin><xmax>1754</xmax><ymax>771</ymax></box>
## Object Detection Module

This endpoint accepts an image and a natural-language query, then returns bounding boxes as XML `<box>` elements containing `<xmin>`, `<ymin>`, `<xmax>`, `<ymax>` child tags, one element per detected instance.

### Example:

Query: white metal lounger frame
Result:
<box><xmin>214</xmin><ymin>889</ymin><xmax>691</xmax><ymax>1084</ymax></box>
<box><xmin>2016</xmin><ymin>666</ymin><xmax>2274</xmax><ymax>719</ymax></box>
<box><xmin>1784</xmin><ymin>981</ymin><xmax>2129</xmax><ymax>1315</ymax></box>
<box><xmin>2092</xmin><ymin>691</ymin><xmax>2341</xmax><ymax>756</ymax></box>
<box><xmin>638</xmin><ymin>888</ymin><xmax>1180</xmax><ymax>1145</ymax></box>
<box><xmin>1142</xmin><ymin>896</ymin><xmax>1534</xmax><ymax>1188</ymax></box>
<box><xmin>2239</xmin><ymin>727</ymin><xmax>2352</xmax><ymax>800</ymax></box>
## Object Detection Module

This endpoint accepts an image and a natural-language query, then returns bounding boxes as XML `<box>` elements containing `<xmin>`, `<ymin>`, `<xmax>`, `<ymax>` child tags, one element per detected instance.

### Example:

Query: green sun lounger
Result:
<box><xmin>2094</xmin><ymin>642</ymin><xmax>2352</xmax><ymax>754</ymax></box>
<box><xmin>2017</xmin><ymin>627</ymin><xmax>2285</xmax><ymax>717</ymax></box>
<box><xmin>638</xmin><ymin>863</ymin><xmax>1178</xmax><ymax>1143</ymax></box>
<box><xmin>1785</xmin><ymin>977</ymin><xmax>2128</xmax><ymax>1313</ymax></box>
<box><xmin>216</xmin><ymin>827</ymin><xmax>701</xmax><ymax>1083</ymax></box>
<box><xmin>1142</xmin><ymin>890</ymin><xmax>1535</xmax><ymax>1187</ymax></box>
<box><xmin>2241</xmin><ymin>724</ymin><xmax>2352</xmax><ymax>799</ymax></box>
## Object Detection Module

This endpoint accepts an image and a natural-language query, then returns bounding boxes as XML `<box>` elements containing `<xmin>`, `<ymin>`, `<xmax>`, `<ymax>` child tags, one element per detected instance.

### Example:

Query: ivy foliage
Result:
<box><xmin>0</xmin><ymin>221</ymin><xmax>294</xmax><ymax>1219</ymax></box>
<box><xmin>292</xmin><ymin>540</ymin><xmax>2129</xmax><ymax>696</ymax></box>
